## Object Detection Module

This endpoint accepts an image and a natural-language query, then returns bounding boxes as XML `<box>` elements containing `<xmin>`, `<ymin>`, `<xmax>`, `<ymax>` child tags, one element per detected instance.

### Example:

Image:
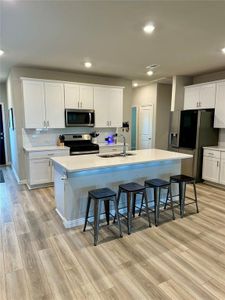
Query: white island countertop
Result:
<box><xmin>52</xmin><ymin>149</ymin><xmax>192</xmax><ymax>173</ymax></box>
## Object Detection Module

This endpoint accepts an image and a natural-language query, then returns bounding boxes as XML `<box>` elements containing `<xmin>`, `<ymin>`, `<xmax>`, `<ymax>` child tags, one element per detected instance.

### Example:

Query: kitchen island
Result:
<box><xmin>52</xmin><ymin>149</ymin><xmax>192</xmax><ymax>228</ymax></box>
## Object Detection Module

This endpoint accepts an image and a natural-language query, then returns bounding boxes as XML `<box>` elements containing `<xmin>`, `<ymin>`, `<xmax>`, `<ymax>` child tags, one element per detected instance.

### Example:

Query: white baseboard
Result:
<box><xmin>55</xmin><ymin>208</ymin><xmax>85</xmax><ymax>228</ymax></box>
<box><xmin>11</xmin><ymin>165</ymin><xmax>26</xmax><ymax>184</ymax></box>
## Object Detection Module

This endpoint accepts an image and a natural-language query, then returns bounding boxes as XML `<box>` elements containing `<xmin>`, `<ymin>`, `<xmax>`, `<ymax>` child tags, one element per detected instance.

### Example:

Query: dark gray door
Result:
<box><xmin>0</xmin><ymin>105</ymin><xmax>6</xmax><ymax>165</ymax></box>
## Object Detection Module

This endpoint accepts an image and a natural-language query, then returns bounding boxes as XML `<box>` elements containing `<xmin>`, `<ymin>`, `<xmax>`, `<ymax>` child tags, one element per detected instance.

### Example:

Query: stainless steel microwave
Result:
<box><xmin>65</xmin><ymin>109</ymin><xmax>95</xmax><ymax>127</ymax></box>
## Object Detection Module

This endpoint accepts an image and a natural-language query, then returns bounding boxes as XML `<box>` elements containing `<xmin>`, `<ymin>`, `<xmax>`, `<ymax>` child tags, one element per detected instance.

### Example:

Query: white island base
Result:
<box><xmin>52</xmin><ymin>149</ymin><xmax>192</xmax><ymax>228</ymax></box>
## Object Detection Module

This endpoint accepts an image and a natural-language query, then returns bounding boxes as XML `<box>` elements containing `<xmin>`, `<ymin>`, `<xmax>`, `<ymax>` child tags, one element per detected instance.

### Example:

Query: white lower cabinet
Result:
<box><xmin>25</xmin><ymin>149</ymin><xmax>69</xmax><ymax>188</ymax></box>
<box><xmin>220</xmin><ymin>152</ymin><xmax>225</xmax><ymax>185</ymax></box>
<box><xmin>202</xmin><ymin>148</ymin><xmax>225</xmax><ymax>185</ymax></box>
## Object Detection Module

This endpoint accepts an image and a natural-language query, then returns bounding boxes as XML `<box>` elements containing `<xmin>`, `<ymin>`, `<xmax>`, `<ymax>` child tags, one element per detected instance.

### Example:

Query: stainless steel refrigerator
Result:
<box><xmin>168</xmin><ymin>109</ymin><xmax>219</xmax><ymax>182</ymax></box>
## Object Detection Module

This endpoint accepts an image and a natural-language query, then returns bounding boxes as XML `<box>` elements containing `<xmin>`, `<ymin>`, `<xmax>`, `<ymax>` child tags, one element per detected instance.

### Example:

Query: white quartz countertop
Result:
<box><xmin>52</xmin><ymin>149</ymin><xmax>192</xmax><ymax>173</ymax></box>
<box><xmin>203</xmin><ymin>146</ymin><xmax>225</xmax><ymax>151</ymax></box>
<box><xmin>23</xmin><ymin>145</ymin><xmax>70</xmax><ymax>152</ymax></box>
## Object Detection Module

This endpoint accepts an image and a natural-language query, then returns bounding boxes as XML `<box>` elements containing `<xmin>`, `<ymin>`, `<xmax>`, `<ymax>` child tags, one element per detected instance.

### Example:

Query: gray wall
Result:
<box><xmin>155</xmin><ymin>84</ymin><xmax>172</xmax><ymax>150</ymax></box>
<box><xmin>7</xmin><ymin>66</ymin><xmax>132</xmax><ymax>181</ymax></box>
<box><xmin>0</xmin><ymin>82</ymin><xmax>10</xmax><ymax>163</ymax></box>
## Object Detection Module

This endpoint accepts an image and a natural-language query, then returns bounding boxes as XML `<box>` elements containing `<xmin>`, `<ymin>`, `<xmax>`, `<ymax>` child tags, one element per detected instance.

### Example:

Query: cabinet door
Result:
<box><xmin>23</xmin><ymin>80</ymin><xmax>45</xmax><ymax>128</ymax></box>
<box><xmin>108</xmin><ymin>88</ymin><xmax>123</xmax><ymax>127</ymax></box>
<box><xmin>199</xmin><ymin>83</ymin><xmax>216</xmax><ymax>109</ymax></box>
<box><xmin>29</xmin><ymin>158</ymin><xmax>52</xmax><ymax>185</ymax></box>
<box><xmin>219</xmin><ymin>159</ymin><xmax>225</xmax><ymax>185</ymax></box>
<box><xmin>94</xmin><ymin>87</ymin><xmax>109</xmax><ymax>127</ymax></box>
<box><xmin>184</xmin><ymin>86</ymin><xmax>199</xmax><ymax>110</ymax></box>
<box><xmin>80</xmin><ymin>85</ymin><xmax>94</xmax><ymax>109</ymax></box>
<box><xmin>214</xmin><ymin>81</ymin><xmax>225</xmax><ymax>128</ymax></box>
<box><xmin>64</xmin><ymin>84</ymin><xmax>80</xmax><ymax>109</ymax></box>
<box><xmin>202</xmin><ymin>156</ymin><xmax>220</xmax><ymax>183</ymax></box>
<box><xmin>45</xmin><ymin>82</ymin><xmax>65</xmax><ymax>128</ymax></box>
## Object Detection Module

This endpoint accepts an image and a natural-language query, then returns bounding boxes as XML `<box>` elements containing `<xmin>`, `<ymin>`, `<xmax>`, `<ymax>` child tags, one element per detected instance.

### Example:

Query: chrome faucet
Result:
<box><xmin>114</xmin><ymin>133</ymin><xmax>126</xmax><ymax>156</ymax></box>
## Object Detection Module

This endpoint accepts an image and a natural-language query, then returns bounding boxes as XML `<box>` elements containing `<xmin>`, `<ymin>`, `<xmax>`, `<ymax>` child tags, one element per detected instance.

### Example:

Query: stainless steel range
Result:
<box><xmin>62</xmin><ymin>134</ymin><xmax>99</xmax><ymax>155</ymax></box>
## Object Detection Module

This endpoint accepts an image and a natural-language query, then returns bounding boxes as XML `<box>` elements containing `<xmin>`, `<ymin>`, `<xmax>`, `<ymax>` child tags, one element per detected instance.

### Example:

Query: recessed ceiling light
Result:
<box><xmin>143</xmin><ymin>24</ymin><xmax>155</xmax><ymax>34</ymax></box>
<box><xmin>0</xmin><ymin>50</ymin><xmax>4</xmax><ymax>56</ymax></box>
<box><xmin>147</xmin><ymin>70</ymin><xmax>154</xmax><ymax>76</ymax></box>
<box><xmin>222</xmin><ymin>47</ymin><xmax>225</xmax><ymax>54</ymax></box>
<box><xmin>84</xmin><ymin>61</ymin><xmax>92</xmax><ymax>68</ymax></box>
<box><xmin>133</xmin><ymin>82</ymin><xmax>138</xmax><ymax>87</ymax></box>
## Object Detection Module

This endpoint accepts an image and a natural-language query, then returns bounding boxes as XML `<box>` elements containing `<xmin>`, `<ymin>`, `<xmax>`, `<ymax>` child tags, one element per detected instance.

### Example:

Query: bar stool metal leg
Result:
<box><xmin>83</xmin><ymin>196</ymin><xmax>91</xmax><ymax>232</ymax></box>
<box><xmin>94</xmin><ymin>200</ymin><xmax>101</xmax><ymax>246</ymax></box>
<box><xmin>169</xmin><ymin>186</ymin><xmax>175</xmax><ymax>220</ymax></box>
<box><xmin>127</xmin><ymin>192</ymin><xmax>132</xmax><ymax>235</ymax></box>
<box><xmin>193</xmin><ymin>182</ymin><xmax>199</xmax><ymax>213</ymax></box>
<box><xmin>104</xmin><ymin>200</ymin><xmax>110</xmax><ymax>225</ymax></box>
<box><xmin>132</xmin><ymin>193</ymin><xmax>137</xmax><ymax>217</ymax></box>
<box><xmin>143</xmin><ymin>190</ymin><xmax>152</xmax><ymax>227</ymax></box>
<box><xmin>113</xmin><ymin>196</ymin><xmax>123</xmax><ymax>237</ymax></box>
<box><xmin>154</xmin><ymin>187</ymin><xmax>159</xmax><ymax>226</ymax></box>
<box><xmin>180</xmin><ymin>182</ymin><xmax>186</xmax><ymax>218</ymax></box>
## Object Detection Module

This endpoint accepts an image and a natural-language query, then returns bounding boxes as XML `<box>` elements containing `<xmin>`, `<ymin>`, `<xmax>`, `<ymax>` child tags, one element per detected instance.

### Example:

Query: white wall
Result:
<box><xmin>193</xmin><ymin>69</ymin><xmax>225</xmax><ymax>147</ymax></box>
<box><xmin>0</xmin><ymin>82</ymin><xmax>10</xmax><ymax>163</ymax></box>
<box><xmin>7</xmin><ymin>66</ymin><xmax>132</xmax><ymax>181</ymax></box>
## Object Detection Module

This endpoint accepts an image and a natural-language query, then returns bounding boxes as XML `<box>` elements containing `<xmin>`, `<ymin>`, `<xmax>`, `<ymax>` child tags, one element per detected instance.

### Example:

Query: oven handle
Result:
<box><xmin>70</xmin><ymin>150</ymin><xmax>99</xmax><ymax>155</ymax></box>
<box><xmin>89</xmin><ymin>112</ymin><xmax>92</xmax><ymax>125</ymax></box>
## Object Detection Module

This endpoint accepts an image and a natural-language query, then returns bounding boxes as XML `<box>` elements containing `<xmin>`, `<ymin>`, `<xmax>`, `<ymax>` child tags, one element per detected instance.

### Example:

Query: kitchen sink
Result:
<box><xmin>98</xmin><ymin>152</ymin><xmax>136</xmax><ymax>158</ymax></box>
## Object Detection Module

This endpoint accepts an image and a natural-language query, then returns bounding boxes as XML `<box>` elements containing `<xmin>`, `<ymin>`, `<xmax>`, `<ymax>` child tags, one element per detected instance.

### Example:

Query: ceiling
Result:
<box><xmin>0</xmin><ymin>0</ymin><xmax>225</xmax><ymax>83</ymax></box>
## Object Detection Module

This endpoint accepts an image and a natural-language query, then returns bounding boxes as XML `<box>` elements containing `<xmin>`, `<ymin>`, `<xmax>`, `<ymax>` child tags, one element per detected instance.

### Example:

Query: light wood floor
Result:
<box><xmin>1</xmin><ymin>167</ymin><xmax>225</xmax><ymax>299</ymax></box>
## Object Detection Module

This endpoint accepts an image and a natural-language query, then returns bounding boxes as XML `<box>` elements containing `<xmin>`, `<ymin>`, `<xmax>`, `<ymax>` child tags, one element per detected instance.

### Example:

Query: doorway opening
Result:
<box><xmin>139</xmin><ymin>105</ymin><xmax>153</xmax><ymax>150</ymax></box>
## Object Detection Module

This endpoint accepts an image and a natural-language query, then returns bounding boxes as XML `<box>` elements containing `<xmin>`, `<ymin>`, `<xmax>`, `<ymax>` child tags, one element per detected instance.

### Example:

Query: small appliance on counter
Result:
<box><xmin>62</xmin><ymin>134</ymin><xmax>99</xmax><ymax>155</ymax></box>
<box><xmin>90</xmin><ymin>131</ymin><xmax>99</xmax><ymax>144</ymax></box>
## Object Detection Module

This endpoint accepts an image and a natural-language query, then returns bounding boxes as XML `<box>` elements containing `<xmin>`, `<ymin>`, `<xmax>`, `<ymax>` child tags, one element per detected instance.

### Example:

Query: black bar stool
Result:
<box><xmin>165</xmin><ymin>175</ymin><xmax>199</xmax><ymax>218</ymax></box>
<box><xmin>116</xmin><ymin>182</ymin><xmax>151</xmax><ymax>235</ymax></box>
<box><xmin>83</xmin><ymin>188</ymin><xmax>123</xmax><ymax>246</ymax></box>
<box><xmin>139</xmin><ymin>179</ymin><xmax>175</xmax><ymax>226</ymax></box>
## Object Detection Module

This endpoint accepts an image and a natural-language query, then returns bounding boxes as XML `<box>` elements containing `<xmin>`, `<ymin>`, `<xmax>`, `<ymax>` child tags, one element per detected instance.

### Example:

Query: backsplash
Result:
<box><xmin>219</xmin><ymin>129</ymin><xmax>225</xmax><ymax>147</ymax></box>
<box><xmin>22</xmin><ymin>127</ymin><xmax>118</xmax><ymax>147</ymax></box>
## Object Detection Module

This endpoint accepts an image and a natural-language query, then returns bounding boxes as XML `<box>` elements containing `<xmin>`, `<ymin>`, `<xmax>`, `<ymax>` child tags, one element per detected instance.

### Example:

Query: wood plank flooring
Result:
<box><xmin>1</xmin><ymin>166</ymin><xmax>225</xmax><ymax>299</ymax></box>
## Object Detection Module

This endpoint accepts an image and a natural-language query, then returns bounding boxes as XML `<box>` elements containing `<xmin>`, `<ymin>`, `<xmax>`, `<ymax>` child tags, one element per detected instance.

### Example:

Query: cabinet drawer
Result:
<box><xmin>203</xmin><ymin>149</ymin><xmax>220</xmax><ymax>159</ymax></box>
<box><xmin>221</xmin><ymin>151</ymin><xmax>225</xmax><ymax>160</ymax></box>
<box><xmin>29</xmin><ymin>150</ymin><xmax>69</xmax><ymax>159</ymax></box>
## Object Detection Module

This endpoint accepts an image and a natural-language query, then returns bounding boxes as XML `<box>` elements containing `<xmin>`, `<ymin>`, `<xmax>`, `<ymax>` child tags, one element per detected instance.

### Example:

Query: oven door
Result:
<box><xmin>65</xmin><ymin>109</ymin><xmax>95</xmax><ymax>127</ymax></box>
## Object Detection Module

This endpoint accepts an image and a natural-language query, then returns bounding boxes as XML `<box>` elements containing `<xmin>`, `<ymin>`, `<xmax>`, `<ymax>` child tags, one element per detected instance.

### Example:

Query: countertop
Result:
<box><xmin>203</xmin><ymin>146</ymin><xmax>225</xmax><ymax>151</ymax></box>
<box><xmin>23</xmin><ymin>145</ymin><xmax>70</xmax><ymax>152</ymax></box>
<box><xmin>52</xmin><ymin>149</ymin><xmax>192</xmax><ymax>173</ymax></box>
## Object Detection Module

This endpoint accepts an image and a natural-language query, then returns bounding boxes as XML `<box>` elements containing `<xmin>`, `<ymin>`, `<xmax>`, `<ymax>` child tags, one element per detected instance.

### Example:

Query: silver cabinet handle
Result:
<box><xmin>217</xmin><ymin>161</ymin><xmax>220</xmax><ymax>167</ymax></box>
<box><xmin>43</xmin><ymin>121</ymin><xmax>46</xmax><ymax>127</ymax></box>
<box><xmin>47</xmin><ymin>121</ymin><xmax>49</xmax><ymax>127</ymax></box>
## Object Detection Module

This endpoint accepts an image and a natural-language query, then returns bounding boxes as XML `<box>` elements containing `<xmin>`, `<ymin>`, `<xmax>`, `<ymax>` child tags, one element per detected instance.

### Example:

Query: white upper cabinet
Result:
<box><xmin>199</xmin><ymin>83</ymin><xmax>216</xmax><ymax>109</ymax></box>
<box><xmin>80</xmin><ymin>85</ymin><xmax>94</xmax><ymax>109</ymax></box>
<box><xmin>23</xmin><ymin>80</ymin><xmax>45</xmax><ymax>128</ymax></box>
<box><xmin>184</xmin><ymin>86</ymin><xmax>199</xmax><ymax>110</ymax></box>
<box><xmin>64</xmin><ymin>84</ymin><xmax>80</xmax><ymax>109</ymax></box>
<box><xmin>64</xmin><ymin>84</ymin><xmax>94</xmax><ymax>109</ymax></box>
<box><xmin>108</xmin><ymin>88</ymin><xmax>123</xmax><ymax>127</ymax></box>
<box><xmin>94</xmin><ymin>87</ymin><xmax>109</xmax><ymax>127</ymax></box>
<box><xmin>184</xmin><ymin>83</ymin><xmax>216</xmax><ymax>110</ymax></box>
<box><xmin>22</xmin><ymin>79</ymin><xmax>65</xmax><ymax>129</ymax></box>
<box><xmin>214</xmin><ymin>81</ymin><xmax>225</xmax><ymax>128</ymax></box>
<box><xmin>45</xmin><ymin>82</ymin><xmax>65</xmax><ymax>128</ymax></box>
<box><xmin>94</xmin><ymin>86</ymin><xmax>123</xmax><ymax>128</ymax></box>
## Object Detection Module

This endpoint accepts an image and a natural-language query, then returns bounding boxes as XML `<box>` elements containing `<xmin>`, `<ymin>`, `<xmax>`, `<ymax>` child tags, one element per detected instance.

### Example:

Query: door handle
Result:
<box><xmin>60</xmin><ymin>175</ymin><xmax>67</xmax><ymax>181</ymax></box>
